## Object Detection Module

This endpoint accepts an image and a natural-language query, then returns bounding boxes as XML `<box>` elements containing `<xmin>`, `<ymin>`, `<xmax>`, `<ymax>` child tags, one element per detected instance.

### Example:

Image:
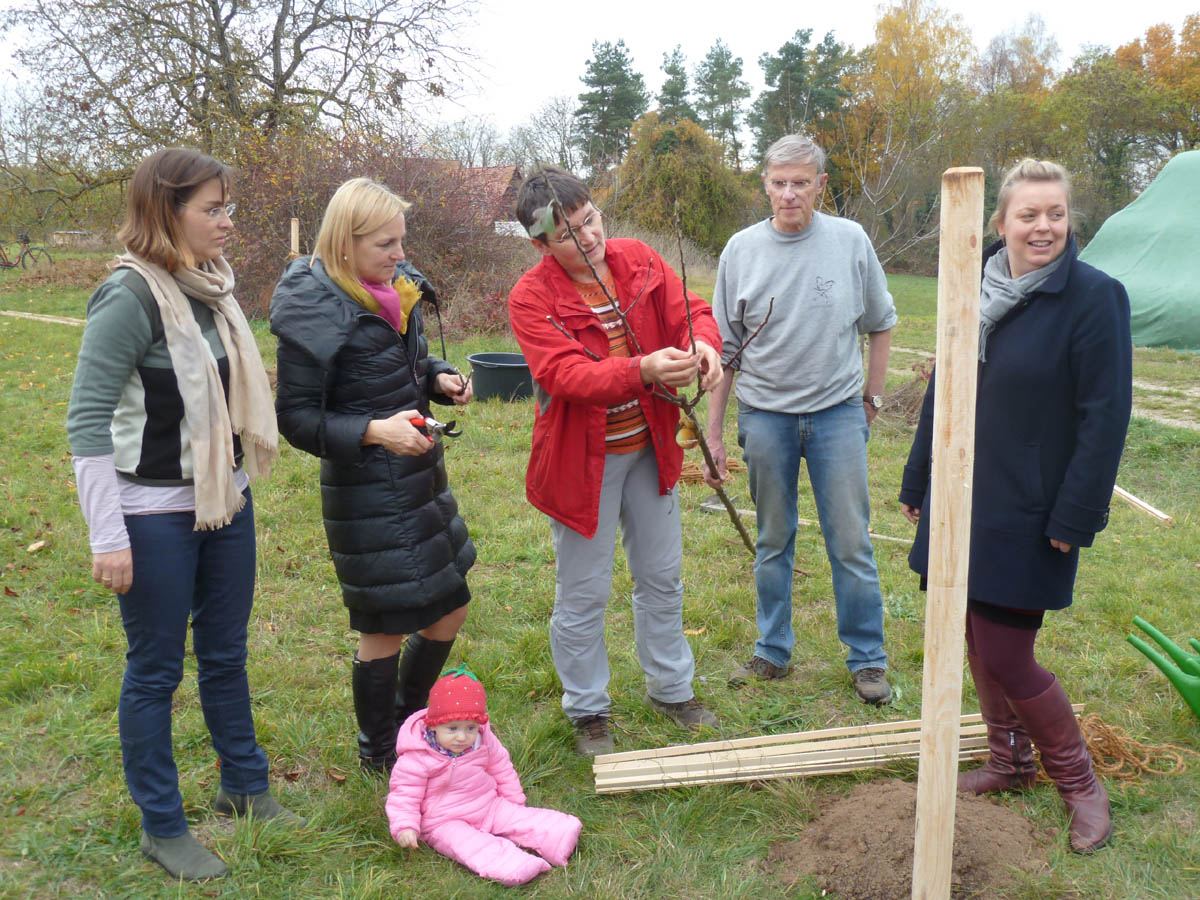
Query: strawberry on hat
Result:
<box><xmin>425</xmin><ymin>664</ymin><xmax>489</xmax><ymax>727</ymax></box>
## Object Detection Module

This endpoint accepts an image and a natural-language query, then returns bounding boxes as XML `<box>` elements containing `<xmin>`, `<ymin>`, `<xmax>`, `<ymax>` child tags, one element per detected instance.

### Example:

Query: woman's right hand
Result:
<box><xmin>363</xmin><ymin>410</ymin><xmax>432</xmax><ymax>456</ymax></box>
<box><xmin>93</xmin><ymin>548</ymin><xmax>133</xmax><ymax>594</ymax></box>
<box><xmin>900</xmin><ymin>503</ymin><xmax>920</xmax><ymax>525</ymax></box>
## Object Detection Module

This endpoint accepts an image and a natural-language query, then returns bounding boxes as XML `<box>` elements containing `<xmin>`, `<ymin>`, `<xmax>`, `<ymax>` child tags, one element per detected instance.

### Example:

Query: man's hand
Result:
<box><xmin>900</xmin><ymin>503</ymin><xmax>920</xmax><ymax>525</ymax></box>
<box><xmin>435</xmin><ymin>372</ymin><xmax>473</xmax><ymax>405</ymax></box>
<box><xmin>694</xmin><ymin>341</ymin><xmax>724</xmax><ymax>392</ymax></box>
<box><xmin>641</xmin><ymin>347</ymin><xmax>700</xmax><ymax>388</ymax></box>
<box><xmin>93</xmin><ymin>548</ymin><xmax>133</xmax><ymax>594</ymax></box>
<box><xmin>1049</xmin><ymin>538</ymin><xmax>1073</xmax><ymax>553</ymax></box>
<box><xmin>363</xmin><ymin>410</ymin><xmax>431</xmax><ymax>456</ymax></box>
<box><xmin>704</xmin><ymin>434</ymin><xmax>728</xmax><ymax>489</ymax></box>
<box><xmin>863</xmin><ymin>399</ymin><xmax>881</xmax><ymax>427</ymax></box>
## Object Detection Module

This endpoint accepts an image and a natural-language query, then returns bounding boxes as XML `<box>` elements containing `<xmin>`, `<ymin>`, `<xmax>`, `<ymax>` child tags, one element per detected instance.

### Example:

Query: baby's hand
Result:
<box><xmin>397</xmin><ymin>828</ymin><xmax>419</xmax><ymax>849</ymax></box>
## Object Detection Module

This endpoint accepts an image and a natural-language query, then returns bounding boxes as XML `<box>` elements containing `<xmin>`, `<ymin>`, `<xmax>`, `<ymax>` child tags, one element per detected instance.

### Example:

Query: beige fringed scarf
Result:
<box><xmin>115</xmin><ymin>253</ymin><xmax>279</xmax><ymax>529</ymax></box>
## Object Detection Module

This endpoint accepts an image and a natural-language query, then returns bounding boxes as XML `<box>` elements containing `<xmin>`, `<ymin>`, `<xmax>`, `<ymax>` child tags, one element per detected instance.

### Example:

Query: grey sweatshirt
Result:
<box><xmin>713</xmin><ymin>213</ymin><xmax>897</xmax><ymax>414</ymax></box>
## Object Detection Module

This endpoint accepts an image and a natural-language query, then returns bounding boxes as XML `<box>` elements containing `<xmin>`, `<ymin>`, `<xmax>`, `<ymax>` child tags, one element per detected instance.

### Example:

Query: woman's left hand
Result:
<box><xmin>436</xmin><ymin>372</ymin><xmax>473</xmax><ymax>405</ymax></box>
<box><xmin>1049</xmin><ymin>538</ymin><xmax>1073</xmax><ymax>553</ymax></box>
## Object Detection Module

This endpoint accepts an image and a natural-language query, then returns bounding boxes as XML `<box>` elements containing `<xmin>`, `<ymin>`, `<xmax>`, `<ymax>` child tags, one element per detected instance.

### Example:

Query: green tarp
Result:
<box><xmin>1079</xmin><ymin>150</ymin><xmax>1200</xmax><ymax>352</ymax></box>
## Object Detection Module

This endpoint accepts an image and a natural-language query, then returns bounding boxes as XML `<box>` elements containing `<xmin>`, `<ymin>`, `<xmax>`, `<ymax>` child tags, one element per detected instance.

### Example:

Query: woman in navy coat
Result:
<box><xmin>899</xmin><ymin>159</ymin><xmax>1131</xmax><ymax>853</ymax></box>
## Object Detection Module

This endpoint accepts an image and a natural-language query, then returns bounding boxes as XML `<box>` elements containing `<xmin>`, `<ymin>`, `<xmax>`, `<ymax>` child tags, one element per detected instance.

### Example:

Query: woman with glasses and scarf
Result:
<box><xmin>67</xmin><ymin>148</ymin><xmax>301</xmax><ymax>881</ymax></box>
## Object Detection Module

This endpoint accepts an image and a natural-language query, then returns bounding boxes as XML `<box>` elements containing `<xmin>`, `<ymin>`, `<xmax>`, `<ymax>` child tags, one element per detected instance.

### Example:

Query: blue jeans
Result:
<box><xmin>118</xmin><ymin>492</ymin><xmax>268</xmax><ymax>837</ymax></box>
<box><xmin>737</xmin><ymin>398</ymin><xmax>887</xmax><ymax>673</ymax></box>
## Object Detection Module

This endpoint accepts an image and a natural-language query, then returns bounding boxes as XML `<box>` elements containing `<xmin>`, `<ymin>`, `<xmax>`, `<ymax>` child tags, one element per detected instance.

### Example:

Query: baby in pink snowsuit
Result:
<box><xmin>385</xmin><ymin>665</ymin><xmax>583</xmax><ymax>886</ymax></box>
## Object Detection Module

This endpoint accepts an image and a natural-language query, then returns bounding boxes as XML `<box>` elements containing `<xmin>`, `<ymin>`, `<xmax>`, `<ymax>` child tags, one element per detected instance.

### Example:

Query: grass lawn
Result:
<box><xmin>1</xmin><ymin>267</ymin><xmax>1198</xmax><ymax>899</ymax></box>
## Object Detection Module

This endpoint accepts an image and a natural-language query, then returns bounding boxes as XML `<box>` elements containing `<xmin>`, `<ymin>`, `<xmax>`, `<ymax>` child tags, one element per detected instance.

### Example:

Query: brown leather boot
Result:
<box><xmin>1009</xmin><ymin>676</ymin><xmax>1112</xmax><ymax>853</ymax></box>
<box><xmin>958</xmin><ymin>652</ymin><xmax>1036</xmax><ymax>794</ymax></box>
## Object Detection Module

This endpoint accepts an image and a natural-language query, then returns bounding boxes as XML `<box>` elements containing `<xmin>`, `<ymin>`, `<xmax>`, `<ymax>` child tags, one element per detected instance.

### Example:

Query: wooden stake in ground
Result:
<box><xmin>290</xmin><ymin>217</ymin><xmax>301</xmax><ymax>258</ymax></box>
<box><xmin>911</xmin><ymin>167</ymin><xmax>984</xmax><ymax>900</ymax></box>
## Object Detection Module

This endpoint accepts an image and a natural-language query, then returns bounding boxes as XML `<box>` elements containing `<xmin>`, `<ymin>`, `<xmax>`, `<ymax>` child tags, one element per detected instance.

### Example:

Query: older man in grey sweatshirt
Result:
<box><xmin>705</xmin><ymin>134</ymin><xmax>896</xmax><ymax>705</ymax></box>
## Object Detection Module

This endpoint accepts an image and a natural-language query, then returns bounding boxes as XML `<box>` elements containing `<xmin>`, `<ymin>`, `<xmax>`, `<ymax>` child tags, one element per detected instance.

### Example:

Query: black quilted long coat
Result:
<box><xmin>270</xmin><ymin>257</ymin><xmax>475</xmax><ymax>628</ymax></box>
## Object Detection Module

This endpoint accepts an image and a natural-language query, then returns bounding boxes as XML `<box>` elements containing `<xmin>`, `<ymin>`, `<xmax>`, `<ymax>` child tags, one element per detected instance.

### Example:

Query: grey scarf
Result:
<box><xmin>978</xmin><ymin>247</ymin><xmax>1068</xmax><ymax>361</ymax></box>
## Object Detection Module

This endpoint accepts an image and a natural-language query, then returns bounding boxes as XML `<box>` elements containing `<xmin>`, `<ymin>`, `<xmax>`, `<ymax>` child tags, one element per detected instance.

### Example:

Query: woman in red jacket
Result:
<box><xmin>507</xmin><ymin>167</ymin><xmax>723</xmax><ymax>756</ymax></box>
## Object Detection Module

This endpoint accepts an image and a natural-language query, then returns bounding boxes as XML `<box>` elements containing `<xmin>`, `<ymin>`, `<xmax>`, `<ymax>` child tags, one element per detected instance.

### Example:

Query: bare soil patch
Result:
<box><xmin>765</xmin><ymin>779</ymin><xmax>1050</xmax><ymax>900</ymax></box>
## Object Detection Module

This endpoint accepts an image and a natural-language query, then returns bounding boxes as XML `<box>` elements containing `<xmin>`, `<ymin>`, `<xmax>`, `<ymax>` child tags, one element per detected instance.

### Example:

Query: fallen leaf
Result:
<box><xmin>328</xmin><ymin>770</ymin><xmax>347</xmax><ymax>783</ymax></box>
<box><xmin>683</xmin><ymin>627</ymin><xmax>707</xmax><ymax>636</ymax></box>
<box><xmin>504</xmin><ymin>605</ymin><xmax>514</xmax><ymax>612</ymax></box>
<box><xmin>26</xmin><ymin>540</ymin><xmax>45</xmax><ymax>553</ymax></box>
<box><xmin>4</xmin><ymin>586</ymin><xmax>17</xmax><ymax>597</ymax></box>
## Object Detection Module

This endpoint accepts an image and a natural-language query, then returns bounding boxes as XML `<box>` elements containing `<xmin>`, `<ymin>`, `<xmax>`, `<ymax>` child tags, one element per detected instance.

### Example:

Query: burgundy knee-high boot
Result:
<box><xmin>1009</xmin><ymin>676</ymin><xmax>1112</xmax><ymax>853</ymax></box>
<box><xmin>959</xmin><ymin>652</ymin><xmax>1037</xmax><ymax>794</ymax></box>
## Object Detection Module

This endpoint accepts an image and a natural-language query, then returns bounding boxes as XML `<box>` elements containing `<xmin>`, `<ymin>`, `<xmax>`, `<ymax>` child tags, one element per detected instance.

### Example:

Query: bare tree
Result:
<box><xmin>6</xmin><ymin>0</ymin><xmax>475</xmax><ymax>159</ymax></box>
<box><xmin>422</xmin><ymin>117</ymin><xmax>508</xmax><ymax>167</ymax></box>
<box><xmin>506</xmin><ymin>96</ymin><xmax>581</xmax><ymax>172</ymax></box>
<box><xmin>973</xmin><ymin>14</ymin><xmax>1060</xmax><ymax>95</ymax></box>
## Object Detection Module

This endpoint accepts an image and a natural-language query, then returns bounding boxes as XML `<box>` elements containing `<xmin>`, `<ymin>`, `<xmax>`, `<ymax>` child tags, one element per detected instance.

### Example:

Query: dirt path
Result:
<box><xmin>891</xmin><ymin>345</ymin><xmax>1199</xmax><ymax>432</ymax></box>
<box><xmin>1</xmin><ymin>309</ymin><xmax>84</xmax><ymax>326</ymax></box>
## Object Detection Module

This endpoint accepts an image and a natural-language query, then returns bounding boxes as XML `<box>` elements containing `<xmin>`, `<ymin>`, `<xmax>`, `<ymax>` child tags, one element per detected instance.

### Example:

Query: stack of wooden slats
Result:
<box><xmin>593</xmin><ymin>708</ymin><xmax>1080</xmax><ymax>794</ymax></box>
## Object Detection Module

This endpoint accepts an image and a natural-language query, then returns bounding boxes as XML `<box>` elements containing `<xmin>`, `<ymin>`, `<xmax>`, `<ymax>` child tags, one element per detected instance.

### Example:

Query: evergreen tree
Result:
<box><xmin>575</xmin><ymin>40</ymin><xmax>649</xmax><ymax>172</ymax></box>
<box><xmin>693</xmin><ymin>39</ymin><xmax>752</xmax><ymax>169</ymax></box>
<box><xmin>748</xmin><ymin>30</ymin><xmax>850</xmax><ymax>160</ymax></box>
<box><xmin>658</xmin><ymin>46</ymin><xmax>697</xmax><ymax>124</ymax></box>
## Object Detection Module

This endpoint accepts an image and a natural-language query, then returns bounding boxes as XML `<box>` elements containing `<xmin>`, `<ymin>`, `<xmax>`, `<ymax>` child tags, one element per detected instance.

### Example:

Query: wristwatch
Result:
<box><xmin>864</xmin><ymin>394</ymin><xmax>883</xmax><ymax>409</ymax></box>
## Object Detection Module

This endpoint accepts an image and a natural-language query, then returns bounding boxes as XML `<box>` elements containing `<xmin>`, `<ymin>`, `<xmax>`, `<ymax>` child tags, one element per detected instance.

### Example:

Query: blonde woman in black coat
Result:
<box><xmin>270</xmin><ymin>178</ymin><xmax>474</xmax><ymax>773</ymax></box>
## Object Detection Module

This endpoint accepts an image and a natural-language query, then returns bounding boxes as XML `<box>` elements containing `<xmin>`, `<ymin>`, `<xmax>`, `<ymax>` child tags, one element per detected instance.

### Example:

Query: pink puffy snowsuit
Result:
<box><xmin>385</xmin><ymin>710</ymin><xmax>582</xmax><ymax>886</ymax></box>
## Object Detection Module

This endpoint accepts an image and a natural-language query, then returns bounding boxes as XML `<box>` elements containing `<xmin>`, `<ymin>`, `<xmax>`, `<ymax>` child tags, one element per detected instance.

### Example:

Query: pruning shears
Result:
<box><xmin>1127</xmin><ymin>616</ymin><xmax>1200</xmax><ymax>722</ymax></box>
<box><xmin>409</xmin><ymin>415</ymin><xmax>462</xmax><ymax>441</ymax></box>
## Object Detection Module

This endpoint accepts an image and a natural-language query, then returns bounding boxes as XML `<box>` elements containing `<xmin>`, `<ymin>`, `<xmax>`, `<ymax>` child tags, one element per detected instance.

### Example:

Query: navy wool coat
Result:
<box><xmin>270</xmin><ymin>257</ymin><xmax>475</xmax><ymax>619</ymax></box>
<box><xmin>898</xmin><ymin>239</ymin><xmax>1132</xmax><ymax>610</ymax></box>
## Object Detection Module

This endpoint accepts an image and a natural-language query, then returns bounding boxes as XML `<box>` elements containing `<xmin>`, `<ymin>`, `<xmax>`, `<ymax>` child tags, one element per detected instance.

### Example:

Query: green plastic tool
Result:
<box><xmin>1127</xmin><ymin>616</ymin><xmax>1200</xmax><ymax>722</ymax></box>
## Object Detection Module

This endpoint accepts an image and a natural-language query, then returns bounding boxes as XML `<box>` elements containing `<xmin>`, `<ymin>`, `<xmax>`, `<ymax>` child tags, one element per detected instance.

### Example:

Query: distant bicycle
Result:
<box><xmin>0</xmin><ymin>233</ymin><xmax>53</xmax><ymax>271</ymax></box>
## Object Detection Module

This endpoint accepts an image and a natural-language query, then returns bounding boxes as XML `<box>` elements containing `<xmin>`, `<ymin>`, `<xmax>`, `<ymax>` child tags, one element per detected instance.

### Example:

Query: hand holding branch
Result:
<box><xmin>436</xmin><ymin>372</ymin><xmax>474</xmax><ymax>405</ymax></box>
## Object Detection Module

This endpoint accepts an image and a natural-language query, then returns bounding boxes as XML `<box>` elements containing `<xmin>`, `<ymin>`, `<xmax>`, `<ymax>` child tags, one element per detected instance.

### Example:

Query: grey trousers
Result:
<box><xmin>549</xmin><ymin>447</ymin><xmax>696</xmax><ymax>720</ymax></box>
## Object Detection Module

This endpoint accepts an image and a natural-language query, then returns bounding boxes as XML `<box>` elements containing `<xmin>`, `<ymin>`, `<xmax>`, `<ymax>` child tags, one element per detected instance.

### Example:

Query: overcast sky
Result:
<box><xmin>442</xmin><ymin>0</ymin><xmax>1199</xmax><ymax>131</ymax></box>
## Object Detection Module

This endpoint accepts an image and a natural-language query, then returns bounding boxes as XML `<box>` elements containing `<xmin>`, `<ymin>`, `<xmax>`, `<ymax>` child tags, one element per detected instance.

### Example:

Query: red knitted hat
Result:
<box><xmin>425</xmin><ymin>665</ymin><xmax>489</xmax><ymax>727</ymax></box>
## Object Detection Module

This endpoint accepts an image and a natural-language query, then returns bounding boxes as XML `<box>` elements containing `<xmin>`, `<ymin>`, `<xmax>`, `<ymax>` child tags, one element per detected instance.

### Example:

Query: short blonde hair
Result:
<box><xmin>118</xmin><ymin>148</ymin><xmax>231</xmax><ymax>272</ymax></box>
<box><xmin>313</xmin><ymin>177</ymin><xmax>412</xmax><ymax>284</ymax></box>
<box><xmin>988</xmin><ymin>159</ymin><xmax>1071</xmax><ymax>234</ymax></box>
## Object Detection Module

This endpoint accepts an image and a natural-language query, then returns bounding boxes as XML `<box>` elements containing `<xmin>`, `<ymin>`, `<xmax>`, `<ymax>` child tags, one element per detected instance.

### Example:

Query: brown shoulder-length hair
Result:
<box><xmin>118</xmin><ymin>148</ymin><xmax>232</xmax><ymax>271</ymax></box>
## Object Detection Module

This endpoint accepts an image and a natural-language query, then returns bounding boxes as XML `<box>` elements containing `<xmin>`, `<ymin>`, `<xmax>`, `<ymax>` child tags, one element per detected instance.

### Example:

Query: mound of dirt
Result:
<box><xmin>765</xmin><ymin>779</ymin><xmax>1050</xmax><ymax>900</ymax></box>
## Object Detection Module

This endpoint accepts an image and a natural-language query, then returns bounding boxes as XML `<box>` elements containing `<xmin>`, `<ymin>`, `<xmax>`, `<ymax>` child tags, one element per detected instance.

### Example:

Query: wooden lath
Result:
<box><xmin>593</xmin><ymin>707</ymin><xmax>1082</xmax><ymax>794</ymax></box>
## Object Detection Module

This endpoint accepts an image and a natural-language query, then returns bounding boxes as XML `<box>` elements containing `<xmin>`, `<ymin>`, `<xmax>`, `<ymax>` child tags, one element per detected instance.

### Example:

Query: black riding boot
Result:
<box><xmin>395</xmin><ymin>634</ymin><xmax>456</xmax><ymax>729</ymax></box>
<box><xmin>351</xmin><ymin>651</ymin><xmax>400</xmax><ymax>775</ymax></box>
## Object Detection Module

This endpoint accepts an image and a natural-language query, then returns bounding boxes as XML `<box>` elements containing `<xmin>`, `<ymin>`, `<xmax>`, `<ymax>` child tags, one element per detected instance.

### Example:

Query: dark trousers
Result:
<box><xmin>117</xmin><ymin>492</ymin><xmax>268</xmax><ymax>837</ymax></box>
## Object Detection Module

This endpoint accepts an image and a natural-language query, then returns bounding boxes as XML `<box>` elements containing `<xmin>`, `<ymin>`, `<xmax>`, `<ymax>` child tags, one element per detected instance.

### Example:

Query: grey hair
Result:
<box><xmin>762</xmin><ymin>134</ymin><xmax>826</xmax><ymax>174</ymax></box>
<box><xmin>988</xmin><ymin>159</ymin><xmax>1072</xmax><ymax>234</ymax></box>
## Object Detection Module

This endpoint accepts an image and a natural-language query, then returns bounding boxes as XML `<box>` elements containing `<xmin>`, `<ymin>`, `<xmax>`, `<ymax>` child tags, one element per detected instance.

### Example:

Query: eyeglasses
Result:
<box><xmin>550</xmin><ymin>208</ymin><xmax>602</xmax><ymax>244</ymax></box>
<box><xmin>766</xmin><ymin>180</ymin><xmax>815</xmax><ymax>193</ymax></box>
<box><xmin>180</xmin><ymin>202</ymin><xmax>237</xmax><ymax>220</ymax></box>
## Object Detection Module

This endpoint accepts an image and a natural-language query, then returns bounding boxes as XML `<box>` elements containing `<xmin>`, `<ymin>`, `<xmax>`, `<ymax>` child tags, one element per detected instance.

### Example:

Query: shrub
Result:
<box><xmin>226</xmin><ymin>129</ymin><xmax>533</xmax><ymax>324</ymax></box>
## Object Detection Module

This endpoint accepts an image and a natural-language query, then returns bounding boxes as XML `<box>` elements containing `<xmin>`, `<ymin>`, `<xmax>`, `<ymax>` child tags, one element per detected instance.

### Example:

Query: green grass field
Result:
<box><xmin>1</xmin><ymin>266</ymin><xmax>1198</xmax><ymax>899</ymax></box>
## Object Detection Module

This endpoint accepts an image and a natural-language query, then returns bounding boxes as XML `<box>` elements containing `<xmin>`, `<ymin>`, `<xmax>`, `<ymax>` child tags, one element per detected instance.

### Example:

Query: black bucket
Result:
<box><xmin>467</xmin><ymin>352</ymin><xmax>533</xmax><ymax>401</ymax></box>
